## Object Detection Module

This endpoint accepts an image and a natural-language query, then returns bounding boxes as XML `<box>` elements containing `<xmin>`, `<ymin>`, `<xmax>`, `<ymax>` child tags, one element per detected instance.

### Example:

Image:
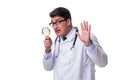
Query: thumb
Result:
<box><xmin>45</xmin><ymin>36</ymin><xmax>51</xmax><ymax>40</ymax></box>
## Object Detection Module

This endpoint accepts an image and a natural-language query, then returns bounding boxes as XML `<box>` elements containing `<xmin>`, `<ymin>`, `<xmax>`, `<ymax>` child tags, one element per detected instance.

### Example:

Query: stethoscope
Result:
<box><xmin>54</xmin><ymin>27</ymin><xmax>78</xmax><ymax>57</ymax></box>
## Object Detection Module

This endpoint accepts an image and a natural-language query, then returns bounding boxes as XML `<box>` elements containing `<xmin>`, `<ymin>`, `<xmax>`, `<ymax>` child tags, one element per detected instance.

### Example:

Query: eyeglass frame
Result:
<box><xmin>49</xmin><ymin>19</ymin><xmax>67</xmax><ymax>27</ymax></box>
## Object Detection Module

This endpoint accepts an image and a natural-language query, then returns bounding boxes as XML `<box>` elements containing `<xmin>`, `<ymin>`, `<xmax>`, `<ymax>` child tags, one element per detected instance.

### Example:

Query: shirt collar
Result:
<box><xmin>60</xmin><ymin>27</ymin><xmax>76</xmax><ymax>42</ymax></box>
<box><xmin>66</xmin><ymin>27</ymin><xmax>75</xmax><ymax>39</ymax></box>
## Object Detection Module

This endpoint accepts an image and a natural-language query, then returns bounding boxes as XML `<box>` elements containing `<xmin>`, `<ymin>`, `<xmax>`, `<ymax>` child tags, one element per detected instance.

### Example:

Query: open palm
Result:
<box><xmin>76</xmin><ymin>21</ymin><xmax>91</xmax><ymax>46</ymax></box>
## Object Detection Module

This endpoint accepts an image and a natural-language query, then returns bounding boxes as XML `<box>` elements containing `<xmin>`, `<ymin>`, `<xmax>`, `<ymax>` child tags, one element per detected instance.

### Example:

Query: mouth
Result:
<box><xmin>55</xmin><ymin>29</ymin><xmax>61</xmax><ymax>34</ymax></box>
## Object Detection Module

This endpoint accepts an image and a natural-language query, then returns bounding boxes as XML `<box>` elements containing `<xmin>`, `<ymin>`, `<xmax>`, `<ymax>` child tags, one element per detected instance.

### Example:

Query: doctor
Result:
<box><xmin>43</xmin><ymin>7</ymin><xmax>108</xmax><ymax>80</ymax></box>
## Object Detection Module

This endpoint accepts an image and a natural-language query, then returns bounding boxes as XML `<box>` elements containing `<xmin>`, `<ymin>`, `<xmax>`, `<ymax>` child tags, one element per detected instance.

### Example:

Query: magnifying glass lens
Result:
<box><xmin>42</xmin><ymin>27</ymin><xmax>50</xmax><ymax>36</ymax></box>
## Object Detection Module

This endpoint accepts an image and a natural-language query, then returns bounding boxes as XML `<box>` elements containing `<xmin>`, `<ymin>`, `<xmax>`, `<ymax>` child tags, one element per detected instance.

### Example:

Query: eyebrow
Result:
<box><xmin>51</xmin><ymin>18</ymin><xmax>63</xmax><ymax>22</ymax></box>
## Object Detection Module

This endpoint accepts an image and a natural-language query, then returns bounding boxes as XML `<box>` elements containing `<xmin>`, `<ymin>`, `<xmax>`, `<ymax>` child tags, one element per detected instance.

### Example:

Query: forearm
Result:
<box><xmin>43</xmin><ymin>52</ymin><xmax>54</xmax><ymax>71</ymax></box>
<box><xmin>86</xmin><ymin>43</ymin><xmax>108</xmax><ymax>67</ymax></box>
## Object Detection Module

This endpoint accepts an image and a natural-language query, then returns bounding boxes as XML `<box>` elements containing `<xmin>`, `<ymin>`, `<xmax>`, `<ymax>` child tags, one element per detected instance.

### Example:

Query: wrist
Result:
<box><xmin>45</xmin><ymin>48</ymin><xmax>51</xmax><ymax>53</ymax></box>
<box><xmin>85</xmin><ymin>40</ymin><xmax>93</xmax><ymax>47</ymax></box>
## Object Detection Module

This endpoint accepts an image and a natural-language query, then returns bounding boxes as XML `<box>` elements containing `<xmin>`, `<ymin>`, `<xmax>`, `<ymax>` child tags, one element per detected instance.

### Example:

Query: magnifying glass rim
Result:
<box><xmin>42</xmin><ymin>27</ymin><xmax>50</xmax><ymax>36</ymax></box>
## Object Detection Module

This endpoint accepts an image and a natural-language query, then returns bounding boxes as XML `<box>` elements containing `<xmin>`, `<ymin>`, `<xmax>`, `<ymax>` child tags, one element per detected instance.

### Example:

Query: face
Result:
<box><xmin>49</xmin><ymin>16</ymin><xmax>72</xmax><ymax>37</ymax></box>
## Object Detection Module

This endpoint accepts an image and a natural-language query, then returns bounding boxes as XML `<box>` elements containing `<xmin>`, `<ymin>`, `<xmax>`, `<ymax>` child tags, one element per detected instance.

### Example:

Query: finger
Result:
<box><xmin>44</xmin><ymin>40</ymin><xmax>51</xmax><ymax>47</ymax></box>
<box><xmin>84</xmin><ymin>21</ymin><xmax>88</xmax><ymax>30</ymax></box>
<box><xmin>76</xmin><ymin>32</ymin><xmax>81</xmax><ymax>40</ymax></box>
<box><xmin>81</xmin><ymin>22</ymin><xmax>84</xmax><ymax>30</ymax></box>
<box><xmin>84</xmin><ymin>21</ymin><xmax>86</xmax><ymax>30</ymax></box>
<box><xmin>45</xmin><ymin>36</ymin><xmax>50</xmax><ymax>40</ymax></box>
<box><xmin>44</xmin><ymin>37</ymin><xmax>52</xmax><ymax>45</ymax></box>
<box><xmin>85</xmin><ymin>21</ymin><xmax>88</xmax><ymax>31</ymax></box>
<box><xmin>88</xmin><ymin>24</ymin><xmax>91</xmax><ymax>33</ymax></box>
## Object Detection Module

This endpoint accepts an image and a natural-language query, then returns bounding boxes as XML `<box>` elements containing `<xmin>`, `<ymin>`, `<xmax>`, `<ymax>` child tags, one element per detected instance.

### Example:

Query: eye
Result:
<box><xmin>58</xmin><ymin>20</ymin><xmax>62</xmax><ymax>23</ymax></box>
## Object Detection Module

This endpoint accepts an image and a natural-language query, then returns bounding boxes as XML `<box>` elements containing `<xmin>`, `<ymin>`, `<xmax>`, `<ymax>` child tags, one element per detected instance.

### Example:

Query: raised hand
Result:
<box><xmin>76</xmin><ymin>21</ymin><xmax>92</xmax><ymax>46</ymax></box>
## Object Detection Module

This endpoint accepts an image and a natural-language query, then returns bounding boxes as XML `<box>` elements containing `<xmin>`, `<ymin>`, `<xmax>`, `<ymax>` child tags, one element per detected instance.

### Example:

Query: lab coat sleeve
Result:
<box><xmin>86</xmin><ymin>34</ymin><xmax>108</xmax><ymax>67</ymax></box>
<box><xmin>43</xmin><ymin>52</ymin><xmax>54</xmax><ymax>71</ymax></box>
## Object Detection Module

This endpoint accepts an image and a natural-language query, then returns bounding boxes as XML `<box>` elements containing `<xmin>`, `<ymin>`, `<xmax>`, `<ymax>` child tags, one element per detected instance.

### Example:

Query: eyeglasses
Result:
<box><xmin>49</xmin><ymin>19</ymin><xmax>66</xmax><ymax>27</ymax></box>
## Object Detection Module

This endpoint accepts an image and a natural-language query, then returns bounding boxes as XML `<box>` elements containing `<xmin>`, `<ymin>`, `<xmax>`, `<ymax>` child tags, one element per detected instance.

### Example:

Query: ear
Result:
<box><xmin>66</xmin><ymin>19</ymin><xmax>71</xmax><ymax>26</ymax></box>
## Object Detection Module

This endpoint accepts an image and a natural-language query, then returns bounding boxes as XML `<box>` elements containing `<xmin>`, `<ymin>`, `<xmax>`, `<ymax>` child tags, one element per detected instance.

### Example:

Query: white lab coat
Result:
<box><xmin>43</xmin><ymin>27</ymin><xmax>108</xmax><ymax>80</ymax></box>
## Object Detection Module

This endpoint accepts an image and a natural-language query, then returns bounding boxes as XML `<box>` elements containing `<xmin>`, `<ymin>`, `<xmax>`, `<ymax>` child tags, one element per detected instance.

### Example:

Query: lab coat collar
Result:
<box><xmin>62</xmin><ymin>27</ymin><xmax>76</xmax><ymax>42</ymax></box>
<box><xmin>55</xmin><ymin>27</ymin><xmax>77</xmax><ymax>43</ymax></box>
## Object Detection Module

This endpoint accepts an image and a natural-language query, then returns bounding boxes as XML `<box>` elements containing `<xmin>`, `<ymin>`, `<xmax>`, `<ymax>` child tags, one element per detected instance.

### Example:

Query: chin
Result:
<box><xmin>56</xmin><ymin>33</ymin><xmax>61</xmax><ymax>36</ymax></box>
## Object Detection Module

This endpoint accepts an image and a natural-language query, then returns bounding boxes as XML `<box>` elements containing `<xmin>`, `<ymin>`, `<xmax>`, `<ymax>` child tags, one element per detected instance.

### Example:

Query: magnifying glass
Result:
<box><xmin>42</xmin><ymin>27</ymin><xmax>50</xmax><ymax>37</ymax></box>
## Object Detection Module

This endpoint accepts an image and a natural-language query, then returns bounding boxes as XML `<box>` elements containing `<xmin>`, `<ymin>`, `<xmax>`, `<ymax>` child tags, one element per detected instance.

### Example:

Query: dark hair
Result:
<box><xmin>49</xmin><ymin>7</ymin><xmax>71</xmax><ymax>20</ymax></box>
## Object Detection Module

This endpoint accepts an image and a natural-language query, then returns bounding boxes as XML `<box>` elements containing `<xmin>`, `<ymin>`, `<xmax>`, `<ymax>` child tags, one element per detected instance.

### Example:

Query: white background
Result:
<box><xmin>0</xmin><ymin>0</ymin><xmax>120</xmax><ymax>80</ymax></box>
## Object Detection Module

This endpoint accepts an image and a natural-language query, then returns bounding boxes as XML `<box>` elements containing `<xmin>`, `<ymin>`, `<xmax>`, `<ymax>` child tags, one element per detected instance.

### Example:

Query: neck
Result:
<box><xmin>63</xmin><ymin>26</ymin><xmax>72</xmax><ymax>37</ymax></box>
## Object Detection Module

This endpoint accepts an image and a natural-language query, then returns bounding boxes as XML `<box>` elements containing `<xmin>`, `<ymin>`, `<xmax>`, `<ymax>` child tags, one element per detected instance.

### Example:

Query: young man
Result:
<box><xmin>43</xmin><ymin>7</ymin><xmax>108</xmax><ymax>80</ymax></box>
